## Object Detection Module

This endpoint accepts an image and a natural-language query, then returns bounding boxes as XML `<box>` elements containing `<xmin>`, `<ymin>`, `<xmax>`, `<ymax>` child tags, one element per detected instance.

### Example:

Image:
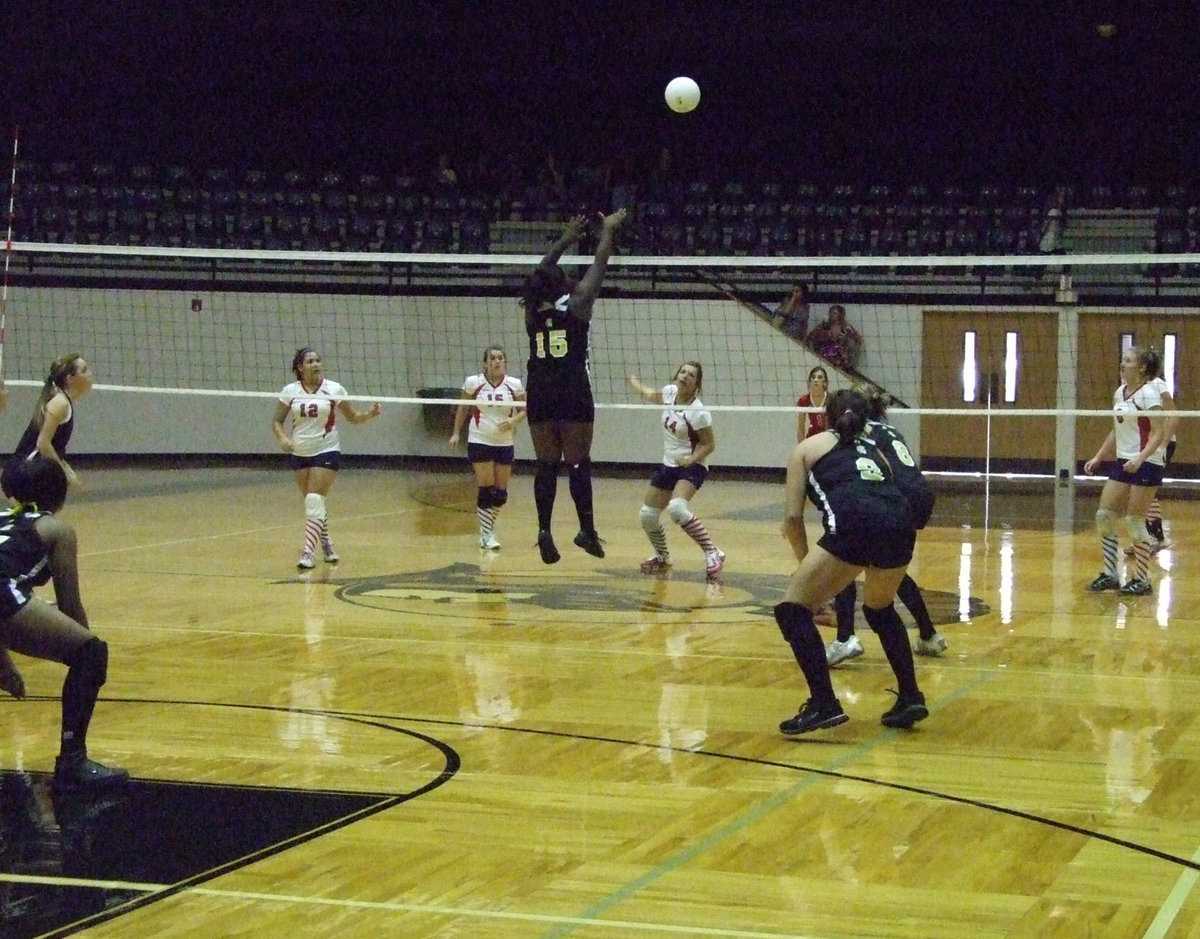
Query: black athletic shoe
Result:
<box><xmin>1087</xmin><ymin>573</ymin><xmax>1120</xmax><ymax>592</ymax></box>
<box><xmin>1119</xmin><ymin>577</ymin><xmax>1152</xmax><ymax>596</ymax></box>
<box><xmin>537</xmin><ymin>530</ymin><xmax>560</xmax><ymax>565</ymax></box>
<box><xmin>573</xmin><ymin>529</ymin><xmax>605</xmax><ymax>558</ymax></box>
<box><xmin>779</xmin><ymin>699</ymin><xmax>848</xmax><ymax>735</ymax></box>
<box><xmin>880</xmin><ymin>690</ymin><xmax>929</xmax><ymax>729</ymax></box>
<box><xmin>53</xmin><ymin>753</ymin><xmax>129</xmax><ymax>789</ymax></box>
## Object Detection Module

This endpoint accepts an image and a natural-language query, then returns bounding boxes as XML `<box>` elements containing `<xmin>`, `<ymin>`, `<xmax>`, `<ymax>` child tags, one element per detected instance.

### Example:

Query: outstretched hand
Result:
<box><xmin>599</xmin><ymin>208</ymin><xmax>627</xmax><ymax>230</ymax></box>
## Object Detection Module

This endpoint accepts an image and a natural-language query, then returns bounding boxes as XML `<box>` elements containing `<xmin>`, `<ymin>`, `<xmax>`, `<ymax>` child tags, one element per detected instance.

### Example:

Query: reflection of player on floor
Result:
<box><xmin>1085</xmin><ymin>346</ymin><xmax>1168</xmax><ymax>597</ymax></box>
<box><xmin>627</xmin><ymin>363</ymin><xmax>725</xmax><ymax>578</ymax></box>
<box><xmin>520</xmin><ymin>209</ymin><xmax>626</xmax><ymax>564</ymax></box>
<box><xmin>450</xmin><ymin>346</ymin><xmax>526</xmax><ymax>552</ymax></box>
<box><xmin>0</xmin><ymin>456</ymin><xmax>127</xmax><ymax>787</ymax></box>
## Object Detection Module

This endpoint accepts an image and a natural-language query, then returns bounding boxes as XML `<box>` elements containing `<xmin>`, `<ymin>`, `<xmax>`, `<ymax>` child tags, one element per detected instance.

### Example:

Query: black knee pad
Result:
<box><xmin>477</xmin><ymin>486</ymin><xmax>495</xmax><ymax>509</ymax></box>
<box><xmin>774</xmin><ymin>601</ymin><xmax>814</xmax><ymax>643</ymax></box>
<box><xmin>67</xmin><ymin>636</ymin><xmax>109</xmax><ymax>688</ymax></box>
<box><xmin>491</xmin><ymin>487</ymin><xmax>508</xmax><ymax>508</ymax></box>
<box><xmin>568</xmin><ymin>459</ymin><xmax>592</xmax><ymax>480</ymax></box>
<box><xmin>862</xmin><ymin>603</ymin><xmax>898</xmax><ymax>636</ymax></box>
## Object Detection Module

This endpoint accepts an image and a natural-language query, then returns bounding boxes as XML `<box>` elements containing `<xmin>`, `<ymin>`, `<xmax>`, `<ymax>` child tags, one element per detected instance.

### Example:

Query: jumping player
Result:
<box><xmin>520</xmin><ymin>208</ymin><xmax>626</xmax><ymax>564</ymax></box>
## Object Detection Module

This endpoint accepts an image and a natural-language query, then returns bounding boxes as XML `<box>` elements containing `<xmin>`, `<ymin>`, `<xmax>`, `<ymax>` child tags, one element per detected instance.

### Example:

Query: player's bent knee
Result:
<box><xmin>477</xmin><ymin>487</ymin><xmax>494</xmax><ymax>509</ymax></box>
<box><xmin>666</xmin><ymin>497</ymin><xmax>692</xmax><ymax>524</ymax></box>
<box><xmin>68</xmin><ymin>636</ymin><xmax>109</xmax><ymax>688</ymax></box>
<box><xmin>491</xmin><ymin>487</ymin><xmax>508</xmax><ymax>508</ymax></box>
<box><xmin>639</xmin><ymin>504</ymin><xmax>662</xmax><ymax>530</ymax></box>
<box><xmin>1124</xmin><ymin>515</ymin><xmax>1152</xmax><ymax>544</ymax></box>
<box><xmin>1095</xmin><ymin>507</ymin><xmax>1117</xmax><ymax>537</ymax></box>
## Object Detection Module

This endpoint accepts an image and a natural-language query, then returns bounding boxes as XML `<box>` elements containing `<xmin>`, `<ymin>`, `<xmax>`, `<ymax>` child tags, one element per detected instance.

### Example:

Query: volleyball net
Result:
<box><xmin>5</xmin><ymin>242</ymin><xmax>1198</xmax><ymax>479</ymax></box>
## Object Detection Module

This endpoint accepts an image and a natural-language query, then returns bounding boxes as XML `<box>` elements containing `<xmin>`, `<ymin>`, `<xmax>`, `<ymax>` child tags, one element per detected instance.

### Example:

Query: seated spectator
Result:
<box><xmin>774</xmin><ymin>283</ymin><xmax>810</xmax><ymax>341</ymax></box>
<box><xmin>807</xmin><ymin>304</ymin><xmax>863</xmax><ymax>370</ymax></box>
<box><xmin>1038</xmin><ymin>186</ymin><xmax>1068</xmax><ymax>255</ymax></box>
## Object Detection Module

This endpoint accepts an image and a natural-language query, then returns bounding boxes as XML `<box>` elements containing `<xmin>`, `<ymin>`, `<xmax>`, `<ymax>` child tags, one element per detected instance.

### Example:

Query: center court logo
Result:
<box><xmin>283</xmin><ymin>562</ymin><xmax>988</xmax><ymax>626</ymax></box>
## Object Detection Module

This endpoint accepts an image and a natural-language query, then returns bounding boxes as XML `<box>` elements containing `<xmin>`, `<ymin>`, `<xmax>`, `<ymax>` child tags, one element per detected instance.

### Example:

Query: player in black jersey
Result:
<box><xmin>0</xmin><ymin>455</ymin><xmax>127</xmax><ymax>787</ymax></box>
<box><xmin>775</xmin><ymin>388</ymin><xmax>928</xmax><ymax>735</ymax></box>
<box><xmin>2</xmin><ymin>353</ymin><xmax>94</xmax><ymax>499</ymax></box>
<box><xmin>520</xmin><ymin>208</ymin><xmax>626</xmax><ymax>564</ymax></box>
<box><xmin>825</xmin><ymin>385</ymin><xmax>947</xmax><ymax>666</ymax></box>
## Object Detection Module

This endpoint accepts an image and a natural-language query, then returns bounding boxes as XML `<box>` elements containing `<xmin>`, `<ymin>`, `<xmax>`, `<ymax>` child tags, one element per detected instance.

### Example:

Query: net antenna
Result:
<box><xmin>0</xmin><ymin>127</ymin><xmax>17</xmax><ymax>381</ymax></box>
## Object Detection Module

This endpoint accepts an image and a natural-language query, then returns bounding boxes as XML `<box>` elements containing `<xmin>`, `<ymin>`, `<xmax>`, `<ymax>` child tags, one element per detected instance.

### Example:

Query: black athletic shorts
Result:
<box><xmin>467</xmin><ymin>443</ymin><xmax>514</xmax><ymax>465</ymax></box>
<box><xmin>289</xmin><ymin>451</ymin><xmax>342</xmax><ymax>472</ymax></box>
<box><xmin>649</xmin><ymin>463</ymin><xmax>708</xmax><ymax>492</ymax></box>
<box><xmin>819</xmin><ymin>523</ymin><xmax>916</xmax><ymax>569</ymax></box>
<box><xmin>525</xmin><ymin>371</ymin><xmax>595</xmax><ymax>424</ymax></box>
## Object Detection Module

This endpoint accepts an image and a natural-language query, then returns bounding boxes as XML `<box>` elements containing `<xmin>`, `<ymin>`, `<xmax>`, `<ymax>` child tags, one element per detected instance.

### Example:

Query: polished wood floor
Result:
<box><xmin>3</xmin><ymin>462</ymin><xmax>1200</xmax><ymax>937</ymax></box>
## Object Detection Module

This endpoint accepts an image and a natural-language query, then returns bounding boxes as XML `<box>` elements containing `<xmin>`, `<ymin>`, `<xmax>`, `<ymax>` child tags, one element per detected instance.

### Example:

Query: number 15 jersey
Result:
<box><xmin>525</xmin><ymin>294</ymin><xmax>594</xmax><ymax>423</ymax></box>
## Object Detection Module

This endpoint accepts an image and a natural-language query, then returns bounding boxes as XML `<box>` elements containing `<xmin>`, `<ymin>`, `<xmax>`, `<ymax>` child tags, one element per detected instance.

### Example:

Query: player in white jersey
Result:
<box><xmin>272</xmin><ymin>347</ymin><xmax>382</xmax><ymax>570</ymax></box>
<box><xmin>1084</xmin><ymin>346</ymin><xmax>1168</xmax><ymax>596</ymax></box>
<box><xmin>627</xmin><ymin>362</ymin><xmax>725</xmax><ymax>578</ymax></box>
<box><xmin>449</xmin><ymin>346</ymin><xmax>526</xmax><ymax>550</ymax></box>
<box><xmin>1136</xmin><ymin>375</ymin><xmax>1178</xmax><ymax>555</ymax></box>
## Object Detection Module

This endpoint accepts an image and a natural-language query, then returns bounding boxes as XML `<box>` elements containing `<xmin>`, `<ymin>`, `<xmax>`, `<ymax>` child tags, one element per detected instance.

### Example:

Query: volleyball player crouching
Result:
<box><xmin>449</xmin><ymin>346</ymin><xmax>526</xmax><ymax>551</ymax></box>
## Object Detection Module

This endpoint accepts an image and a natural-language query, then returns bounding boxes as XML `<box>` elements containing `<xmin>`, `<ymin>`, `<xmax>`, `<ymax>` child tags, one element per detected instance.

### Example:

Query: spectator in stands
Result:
<box><xmin>1038</xmin><ymin>186</ymin><xmax>1068</xmax><ymax>254</ymax></box>
<box><xmin>774</xmin><ymin>284</ymin><xmax>811</xmax><ymax>341</ymax></box>
<box><xmin>807</xmin><ymin>304</ymin><xmax>864</xmax><ymax>371</ymax></box>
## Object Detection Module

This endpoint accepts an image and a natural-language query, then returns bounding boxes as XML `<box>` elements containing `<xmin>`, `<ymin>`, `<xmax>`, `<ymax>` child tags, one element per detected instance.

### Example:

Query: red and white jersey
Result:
<box><xmin>462</xmin><ymin>373</ymin><xmax>524</xmax><ymax>446</ymax></box>
<box><xmin>279</xmin><ymin>379</ymin><xmax>347</xmax><ymax>457</ymax></box>
<box><xmin>1113</xmin><ymin>380</ymin><xmax>1166</xmax><ymax>464</ymax></box>
<box><xmin>660</xmin><ymin>384</ymin><xmax>713</xmax><ymax>467</ymax></box>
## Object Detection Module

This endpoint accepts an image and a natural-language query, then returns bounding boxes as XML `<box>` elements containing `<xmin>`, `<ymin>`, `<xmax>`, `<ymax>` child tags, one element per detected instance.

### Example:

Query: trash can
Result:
<box><xmin>417</xmin><ymin>387</ymin><xmax>461</xmax><ymax>435</ymax></box>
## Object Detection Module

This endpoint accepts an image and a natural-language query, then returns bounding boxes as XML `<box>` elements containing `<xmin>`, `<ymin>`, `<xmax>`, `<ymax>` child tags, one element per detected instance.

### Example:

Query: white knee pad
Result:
<box><xmin>1124</xmin><ymin>514</ymin><xmax>1152</xmax><ymax>544</ymax></box>
<box><xmin>666</xmin><ymin>497</ymin><xmax>692</xmax><ymax>525</ymax></box>
<box><xmin>1095</xmin><ymin>507</ymin><xmax>1117</xmax><ymax>538</ymax></box>
<box><xmin>305</xmin><ymin>493</ymin><xmax>326</xmax><ymax>520</ymax></box>
<box><xmin>639</xmin><ymin>504</ymin><xmax>662</xmax><ymax>533</ymax></box>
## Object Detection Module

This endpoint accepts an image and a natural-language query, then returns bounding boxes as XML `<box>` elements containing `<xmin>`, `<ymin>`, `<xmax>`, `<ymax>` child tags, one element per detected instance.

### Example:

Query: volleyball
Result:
<box><xmin>665</xmin><ymin>77</ymin><xmax>701</xmax><ymax>113</ymax></box>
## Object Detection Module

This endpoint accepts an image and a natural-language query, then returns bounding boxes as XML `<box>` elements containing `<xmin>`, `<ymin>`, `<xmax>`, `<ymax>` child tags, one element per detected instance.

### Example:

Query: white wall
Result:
<box><xmin>2</xmin><ymin>284</ymin><xmax>930</xmax><ymax>465</ymax></box>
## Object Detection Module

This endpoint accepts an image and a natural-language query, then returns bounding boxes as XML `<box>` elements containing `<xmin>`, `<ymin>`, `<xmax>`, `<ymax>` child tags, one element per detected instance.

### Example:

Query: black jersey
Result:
<box><xmin>806</xmin><ymin>434</ymin><xmax>914</xmax><ymax>536</ymax></box>
<box><xmin>526</xmin><ymin>293</ymin><xmax>591</xmax><ymax>377</ymax></box>
<box><xmin>2</xmin><ymin>399</ymin><xmax>74</xmax><ymax>498</ymax></box>
<box><xmin>0</xmin><ymin>510</ymin><xmax>52</xmax><ymax>618</ymax></box>
<box><xmin>11</xmin><ymin>398</ymin><xmax>74</xmax><ymax>462</ymax></box>
<box><xmin>865</xmin><ymin>419</ymin><xmax>935</xmax><ymax>528</ymax></box>
<box><xmin>525</xmin><ymin>293</ymin><xmax>594</xmax><ymax>423</ymax></box>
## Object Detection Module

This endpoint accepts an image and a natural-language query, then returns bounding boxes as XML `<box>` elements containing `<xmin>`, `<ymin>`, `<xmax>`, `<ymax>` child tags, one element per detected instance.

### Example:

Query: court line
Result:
<box><xmin>0</xmin><ymin>877</ymin><xmax>821</xmax><ymax>937</ymax></box>
<box><xmin>1143</xmin><ymin>845</ymin><xmax>1200</xmax><ymax>939</ymax></box>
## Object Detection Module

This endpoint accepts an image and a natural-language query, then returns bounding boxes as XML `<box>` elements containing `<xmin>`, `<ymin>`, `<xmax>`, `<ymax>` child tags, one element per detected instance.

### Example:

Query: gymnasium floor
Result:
<box><xmin>1</xmin><ymin>461</ymin><xmax>1197</xmax><ymax>937</ymax></box>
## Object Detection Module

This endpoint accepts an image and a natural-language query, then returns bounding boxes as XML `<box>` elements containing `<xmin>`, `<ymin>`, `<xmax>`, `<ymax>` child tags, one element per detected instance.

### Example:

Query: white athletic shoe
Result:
<box><xmin>296</xmin><ymin>551</ymin><xmax>316</xmax><ymax>570</ymax></box>
<box><xmin>826</xmin><ymin>635</ymin><xmax>864</xmax><ymax>666</ymax></box>
<box><xmin>321</xmin><ymin>540</ymin><xmax>340</xmax><ymax>563</ymax></box>
<box><xmin>479</xmin><ymin>534</ymin><xmax>501</xmax><ymax>550</ymax></box>
<box><xmin>705</xmin><ymin>549</ymin><xmax>726</xmax><ymax>577</ymax></box>
<box><xmin>913</xmin><ymin>632</ymin><xmax>949</xmax><ymax>657</ymax></box>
